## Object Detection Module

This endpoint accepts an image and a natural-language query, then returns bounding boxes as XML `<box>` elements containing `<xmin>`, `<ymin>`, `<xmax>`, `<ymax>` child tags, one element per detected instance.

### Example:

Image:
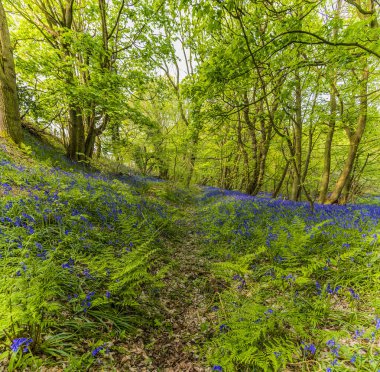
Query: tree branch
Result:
<box><xmin>265</xmin><ymin>30</ymin><xmax>380</xmax><ymax>60</ymax></box>
<box><xmin>345</xmin><ymin>0</ymin><xmax>374</xmax><ymax>14</ymax></box>
<box><xmin>108</xmin><ymin>0</ymin><xmax>125</xmax><ymax>40</ymax></box>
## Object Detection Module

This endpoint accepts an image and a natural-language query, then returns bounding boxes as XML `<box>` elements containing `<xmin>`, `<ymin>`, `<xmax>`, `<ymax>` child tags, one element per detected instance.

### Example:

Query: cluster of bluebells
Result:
<box><xmin>232</xmin><ymin>274</ymin><xmax>246</xmax><ymax>289</ymax></box>
<box><xmin>326</xmin><ymin>339</ymin><xmax>340</xmax><ymax>367</ymax></box>
<box><xmin>199</xmin><ymin>186</ymin><xmax>380</xmax><ymax>236</ymax></box>
<box><xmin>81</xmin><ymin>291</ymin><xmax>95</xmax><ymax>312</ymax></box>
<box><xmin>0</xmin><ymin>141</ymin><xmax>172</xmax><ymax>365</ymax></box>
<box><xmin>349</xmin><ymin>288</ymin><xmax>360</xmax><ymax>300</ymax></box>
<box><xmin>198</xmin><ymin>186</ymin><xmax>380</xmax><ymax>370</ymax></box>
<box><xmin>301</xmin><ymin>342</ymin><xmax>316</xmax><ymax>356</ymax></box>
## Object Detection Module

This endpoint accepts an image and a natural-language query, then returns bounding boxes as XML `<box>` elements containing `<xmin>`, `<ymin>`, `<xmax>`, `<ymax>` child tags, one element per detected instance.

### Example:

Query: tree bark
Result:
<box><xmin>272</xmin><ymin>159</ymin><xmax>289</xmax><ymax>198</ymax></box>
<box><xmin>326</xmin><ymin>67</ymin><xmax>368</xmax><ymax>204</ymax></box>
<box><xmin>243</xmin><ymin>92</ymin><xmax>259</xmax><ymax>194</ymax></box>
<box><xmin>236</xmin><ymin>110</ymin><xmax>250</xmax><ymax>191</ymax></box>
<box><xmin>252</xmin><ymin>104</ymin><xmax>273</xmax><ymax>195</ymax></box>
<box><xmin>291</xmin><ymin>71</ymin><xmax>302</xmax><ymax>201</ymax></box>
<box><xmin>319</xmin><ymin>82</ymin><xmax>336</xmax><ymax>203</ymax></box>
<box><xmin>67</xmin><ymin>107</ymin><xmax>85</xmax><ymax>161</ymax></box>
<box><xmin>0</xmin><ymin>0</ymin><xmax>22</xmax><ymax>144</ymax></box>
<box><xmin>185</xmin><ymin>129</ymin><xmax>199</xmax><ymax>187</ymax></box>
<box><xmin>319</xmin><ymin>0</ymin><xmax>341</xmax><ymax>203</ymax></box>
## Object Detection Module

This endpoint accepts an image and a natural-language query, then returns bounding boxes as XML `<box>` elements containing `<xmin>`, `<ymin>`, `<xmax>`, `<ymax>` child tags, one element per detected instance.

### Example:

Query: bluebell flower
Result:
<box><xmin>326</xmin><ymin>284</ymin><xmax>341</xmax><ymax>295</ymax></box>
<box><xmin>353</xmin><ymin>329</ymin><xmax>365</xmax><ymax>339</ymax></box>
<box><xmin>219</xmin><ymin>324</ymin><xmax>230</xmax><ymax>333</ymax></box>
<box><xmin>274</xmin><ymin>255</ymin><xmax>285</xmax><ymax>263</ymax></box>
<box><xmin>22</xmin><ymin>213</ymin><xmax>35</xmax><ymax>222</ymax></box>
<box><xmin>302</xmin><ymin>343</ymin><xmax>316</xmax><ymax>355</ymax></box>
<box><xmin>83</xmin><ymin>269</ymin><xmax>92</xmax><ymax>278</ymax></box>
<box><xmin>212</xmin><ymin>366</ymin><xmax>222</xmax><ymax>371</ymax></box>
<box><xmin>316</xmin><ymin>281</ymin><xmax>322</xmax><ymax>295</ymax></box>
<box><xmin>26</xmin><ymin>226</ymin><xmax>34</xmax><ymax>235</ymax></box>
<box><xmin>308</xmin><ymin>344</ymin><xmax>316</xmax><ymax>354</ymax></box>
<box><xmin>331</xmin><ymin>347</ymin><xmax>339</xmax><ymax>357</ymax></box>
<box><xmin>91</xmin><ymin>345</ymin><xmax>104</xmax><ymax>357</ymax></box>
<box><xmin>62</xmin><ymin>258</ymin><xmax>74</xmax><ymax>270</ymax></box>
<box><xmin>10</xmin><ymin>338</ymin><xmax>32</xmax><ymax>353</ymax></box>
<box><xmin>349</xmin><ymin>288</ymin><xmax>359</xmax><ymax>300</ymax></box>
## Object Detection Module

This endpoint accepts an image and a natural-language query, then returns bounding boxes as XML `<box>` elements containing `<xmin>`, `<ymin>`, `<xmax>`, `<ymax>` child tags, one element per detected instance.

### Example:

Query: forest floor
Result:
<box><xmin>1</xmin><ymin>134</ymin><xmax>380</xmax><ymax>372</ymax></box>
<box><xmin>120</xmin><ymin>206</ymin><xmax>214</xmax><ymax>371</ymax></box>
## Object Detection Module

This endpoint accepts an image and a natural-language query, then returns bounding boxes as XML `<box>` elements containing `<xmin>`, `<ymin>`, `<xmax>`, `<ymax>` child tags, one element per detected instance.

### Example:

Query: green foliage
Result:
<box><xmin>198</xmin><ymin>193</ymin><xmax>380</xmax><ymax>371</ymax></box>
<box><xmin>0</xmin><ymin>139</ymin><xmax>179</xmax><ymax>369</ymax></box>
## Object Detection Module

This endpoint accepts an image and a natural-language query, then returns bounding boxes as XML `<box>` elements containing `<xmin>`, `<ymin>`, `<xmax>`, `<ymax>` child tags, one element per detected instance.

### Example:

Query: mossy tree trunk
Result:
<box><xmin>326</xmin><ymin>67</ymin><xmax>369</xmax><ymax>204</ymax></box>
<box><xmin>0</xmin><ymin>0</ymin><xmax>22</xmax><ymax>144</ymax></box>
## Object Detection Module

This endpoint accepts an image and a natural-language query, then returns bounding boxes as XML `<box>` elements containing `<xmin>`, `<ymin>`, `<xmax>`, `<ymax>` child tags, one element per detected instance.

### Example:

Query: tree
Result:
<box><xmin>0</xmin><ymin>0</ymin><xmax>22</xmax><ymax>144</ymax></box>
<box><xmin>9</xmin><ymin>0</ymin><xmax>130</xmax><ymax>161</ymax></box>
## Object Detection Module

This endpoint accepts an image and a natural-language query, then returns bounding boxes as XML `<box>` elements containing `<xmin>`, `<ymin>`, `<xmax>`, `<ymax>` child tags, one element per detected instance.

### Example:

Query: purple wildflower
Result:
<box><xmin>91</xmin><ymin>345</ymin><xmax>104</xmax><ymax>357</ymax></box>
<box><xmin>212</xmin><ymin>366</ymin><xmax>222</xmax><ymax>371</ymax></box>
<box><xmin>349</xmin><ymin>288</ymin><xmax>359</xmax><ymax>300</ymax></box>
<box><xmin>10</xmin><ymin>338</ymin><xmax>32</xmax><ymax>353</ymax></box>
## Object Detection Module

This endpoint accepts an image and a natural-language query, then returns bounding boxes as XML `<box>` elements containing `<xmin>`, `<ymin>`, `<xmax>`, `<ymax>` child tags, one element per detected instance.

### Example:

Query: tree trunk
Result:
<box><xmin>236</xmin><ymin>110</ymin><xmax>250</xmax><ymax>191</ymax></box>
<box><xmin>0</xmin><ymin>0</ymin><xmax>22</xmax><ymax>144</ymax></box>
<box><xmin>291</xmin><ymin>71</ymin><xmax>302</xmax><ymax>201</ymax></box>
<box><xmin>185</xmin><ymin>133</ymin><xmax>199</xmax><ymax>187</ymax></box>
<box><xmin>272</xmin><ymin>160</ymin><xmax>289</xmax><ymax>198</ymax></box>
<box><xmin>252</xmin><ymin>109</ymin><xmax>272</xmax><ymax>195</ymax></box>
<box><xmin>319</xmin><ymin>82</ymin><xmax>336</xmax><ymax>203</ymax></box>
<box><xmin>185</xmin><ymin>108</ymin><xmax>201</xmax><ymax>187</ymax></box>
<box><xmin>243</xmin><ymin>92</ymin><xmax>259</xmax><ymax>194</ymax></box>
<box><xmin>96</xmin><ymin>136</ymin><xmax>102</xmax><ymax>159</ymax></box>
<box><xmin>67</xmin><ymin>107</ymin><xmax>85</xmax><ymax>161</ymax></box>
<box><xmin>326</xmin><ymin>67</ymin><xmax>368</xmax><ymax>204</ymax></box>
<box><xmin>319</xmin><ymin>1</ymin><xmax>341</xmax><ymax>203</ymax></box>
<box><xmin>84</xmin><ymin>130</ymin><xmax>97</xmax><ymax>159</ymax></box>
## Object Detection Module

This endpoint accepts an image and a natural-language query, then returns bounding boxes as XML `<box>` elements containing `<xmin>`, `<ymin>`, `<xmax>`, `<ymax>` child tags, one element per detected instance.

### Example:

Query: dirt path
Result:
<box><xmin>120</xmin><ymin>206</ymin><xmax>215</xmax><ymax>371</ymax></box>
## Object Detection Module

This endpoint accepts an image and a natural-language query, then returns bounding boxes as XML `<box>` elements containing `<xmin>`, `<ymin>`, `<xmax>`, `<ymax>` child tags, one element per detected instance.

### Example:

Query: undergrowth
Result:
<box><xmin>199</xmin><ymin>188</ymin><xmax>380</xmax><ymax>371</ymax></box>
<box><xmin>1</xmin><ymin>138</ymin><xmax>380</xmax><ymax>371</ymax></box>
<box><xmin>0</xmin><ymin>137</ymin><xmax>184</xmax><ymax>370</ymax></box>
